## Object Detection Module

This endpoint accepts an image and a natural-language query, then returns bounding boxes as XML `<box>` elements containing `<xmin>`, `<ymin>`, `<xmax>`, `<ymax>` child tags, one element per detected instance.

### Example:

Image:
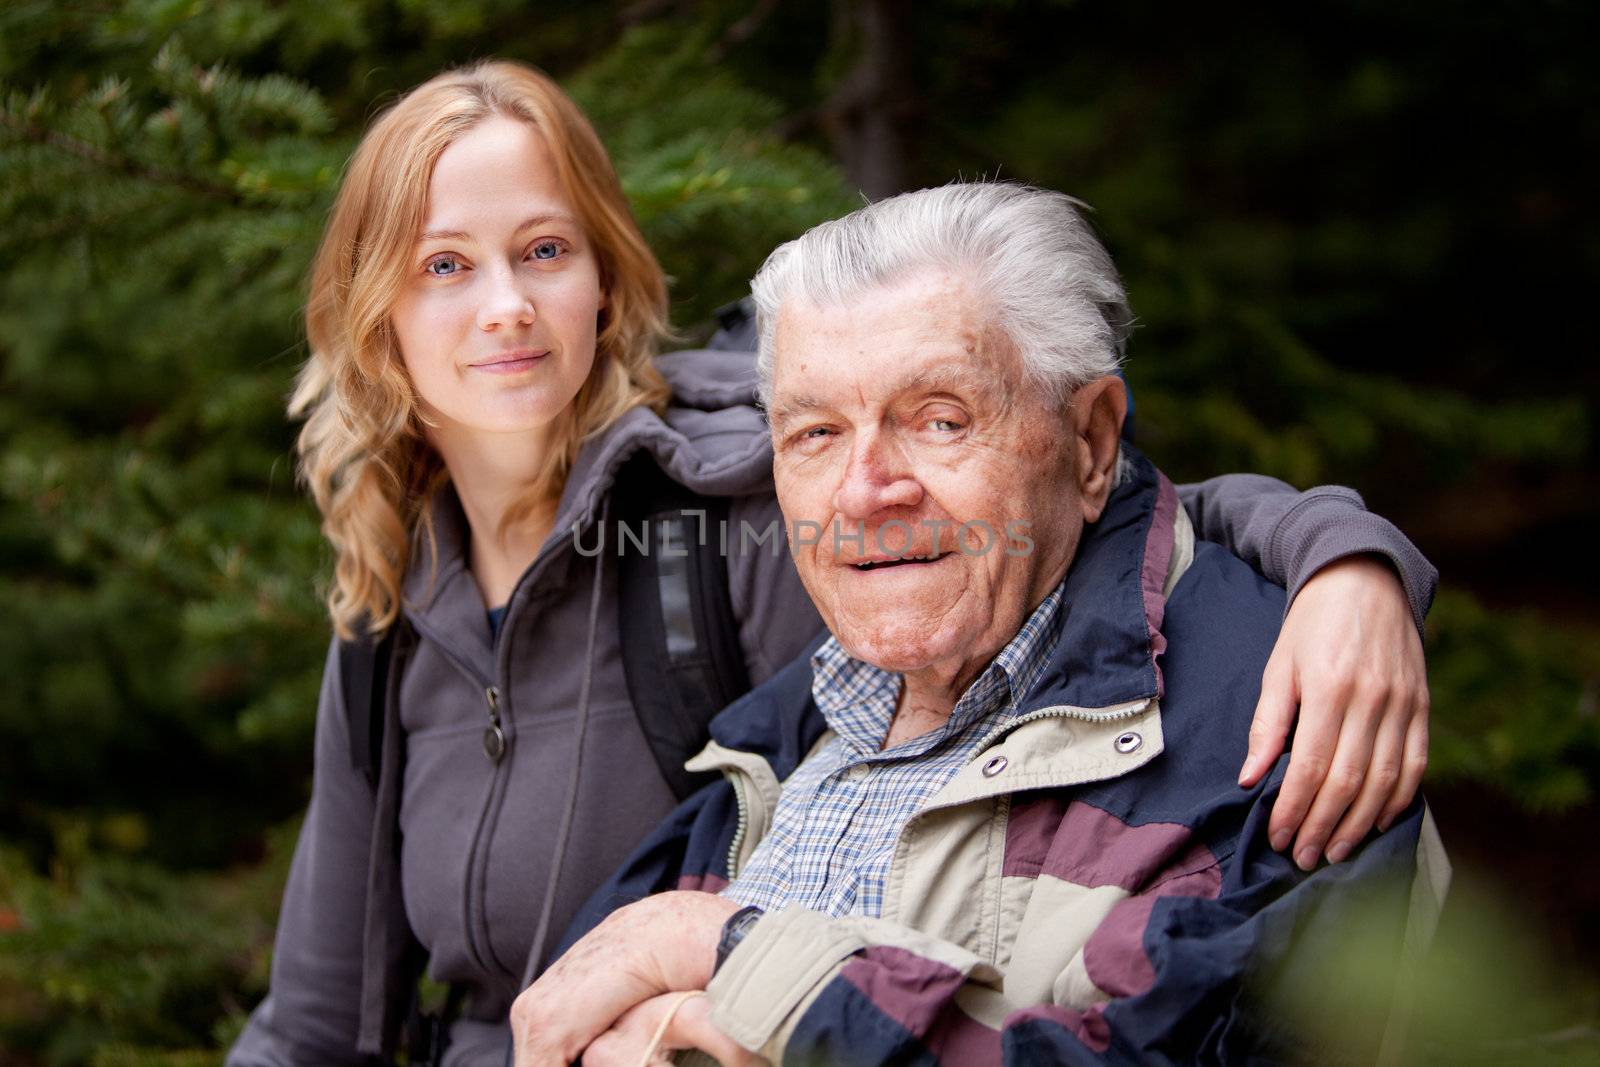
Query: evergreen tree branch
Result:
<box><xmin>0</xmin><ymin>111</ymin><xmax>242</xmax><ymax>203</ymax></box>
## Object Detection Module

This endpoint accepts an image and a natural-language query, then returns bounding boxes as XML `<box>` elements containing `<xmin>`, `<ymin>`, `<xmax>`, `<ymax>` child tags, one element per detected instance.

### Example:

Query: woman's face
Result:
<box><xmin>391</xmin><ymin>114</ymin><xmax>604</xmax><ymax>454</ymax></box>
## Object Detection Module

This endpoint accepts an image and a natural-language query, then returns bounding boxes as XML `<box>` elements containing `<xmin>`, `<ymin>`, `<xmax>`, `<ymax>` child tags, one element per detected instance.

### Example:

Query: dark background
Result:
<box><xmin>1</xmin><ymin>1</ymin><xmax>1596</xmax><ymax>1062</ymax></box>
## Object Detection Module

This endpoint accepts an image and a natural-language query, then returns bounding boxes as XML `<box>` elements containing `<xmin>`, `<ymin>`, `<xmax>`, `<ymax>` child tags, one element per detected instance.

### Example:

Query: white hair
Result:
<box><xmin>751</xmin><ymin>182</ymin><xmax>1133</xmax><ymax>410</ymax></box>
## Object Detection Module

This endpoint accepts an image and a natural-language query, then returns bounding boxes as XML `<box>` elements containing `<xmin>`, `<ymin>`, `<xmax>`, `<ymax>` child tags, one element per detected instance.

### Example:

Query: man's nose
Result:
<box><xmin>476</xmin><ymin>263</ymin><xmax>535</xmax><ymax>332</ymax></box>
<box><xmin>833</xmin><ymin>433</ymin><xmax>923</xmax><ymax>519</ymax></box>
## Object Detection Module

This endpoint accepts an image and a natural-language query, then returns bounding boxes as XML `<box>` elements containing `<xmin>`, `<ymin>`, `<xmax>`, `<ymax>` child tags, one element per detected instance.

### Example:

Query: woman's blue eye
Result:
<box><xmin>425</xmin><ymin>257</ymin><xmax>462</xmax><ymax>277</ymax></box>
<box><xmin>531</xmin><ymin>240</ymin><xmax>564</xmax><ymax>261</ymax></box>
<box><xmin>930</xmin><ymin>419</ymin><xmax>961</xmax><ymax>432</ymax></box>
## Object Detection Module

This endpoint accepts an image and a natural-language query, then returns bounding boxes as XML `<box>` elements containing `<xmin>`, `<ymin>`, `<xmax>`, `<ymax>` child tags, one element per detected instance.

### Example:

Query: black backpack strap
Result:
<box><xmin>615</xmin><ymin>456</ymin><xmax>753</xmax><ymax>801</ymax></box>
<box><xmin>339</xmin><ymin>623</ymin><xmax>396</xmax><ymax>791</ymax></box>
<box><xmin>405</xmin><ymin>979</ymin><xmax>467</xmax><ymax>1067</ymax></box>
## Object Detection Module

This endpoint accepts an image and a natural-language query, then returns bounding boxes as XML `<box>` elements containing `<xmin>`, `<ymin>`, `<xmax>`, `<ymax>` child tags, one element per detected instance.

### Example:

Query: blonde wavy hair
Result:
<box><xmin>291</xmin><ymin>61</ymin><xmax>671</xmax><ymax>639</ymax></box>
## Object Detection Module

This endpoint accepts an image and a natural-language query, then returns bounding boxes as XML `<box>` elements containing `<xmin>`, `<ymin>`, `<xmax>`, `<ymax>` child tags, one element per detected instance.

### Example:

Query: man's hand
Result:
<box><xmin>584</xmin><ymin>992</ymin><xmax>762</xmax><ymax>1067</ymax></box>
<box><xmin>1238</xmin><ymin>555</ymin><xmax>1429</xmax><ymax>870</ymax></box>
<box><xmin>510</xmin><ymin>891</ymin><xmax>739</xmax><ymax>1067</ymax></box>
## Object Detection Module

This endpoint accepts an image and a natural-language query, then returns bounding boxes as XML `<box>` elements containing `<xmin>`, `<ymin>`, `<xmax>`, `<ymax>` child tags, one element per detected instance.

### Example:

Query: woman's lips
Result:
<box><xmin>471</xmin><ymin>349</ymin><xmax>549</xmax><ymax>374</ymax></box>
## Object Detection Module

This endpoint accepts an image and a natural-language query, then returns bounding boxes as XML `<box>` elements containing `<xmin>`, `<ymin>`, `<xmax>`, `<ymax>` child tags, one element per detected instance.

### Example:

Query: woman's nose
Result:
<box><xmin>477</xmin><ymin>264</ymin><xmax>535</xmax><ymax>331</ymax></box>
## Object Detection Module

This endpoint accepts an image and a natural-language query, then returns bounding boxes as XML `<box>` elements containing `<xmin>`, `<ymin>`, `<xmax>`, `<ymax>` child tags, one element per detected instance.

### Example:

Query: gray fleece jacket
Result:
<box><xmin>228</xmin><ymin>348</ymin><xmax>1436</xmax><ymax>1066</ymax></box>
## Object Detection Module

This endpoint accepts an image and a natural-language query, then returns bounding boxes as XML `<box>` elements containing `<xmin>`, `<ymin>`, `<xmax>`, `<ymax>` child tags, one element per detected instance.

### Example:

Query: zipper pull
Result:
<box><xmin>483</xmin><ymin>685</ymin><xmax>506</xmax><ymax>764</ymax></box>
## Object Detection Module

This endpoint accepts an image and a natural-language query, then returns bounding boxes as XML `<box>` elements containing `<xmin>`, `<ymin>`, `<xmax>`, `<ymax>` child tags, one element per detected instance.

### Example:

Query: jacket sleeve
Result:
<box><xmin>703</xmin><ymin>774</ymin><xmax>1444</xmax><ymax>1067</ymax></box>
<box><xmin>1175</xmin><ymin>475</ymin><xmax>1437</xmax><ymax>634</ymax></box>
<box><xmin>726</xmin><ymin>492</ymin><xmax>825</xmax><ymax>685</ymax></box>
<box><xmin>226</xmin><ymin>639</ymin><xmax>385</xmax><ymax>1067</ymax></box>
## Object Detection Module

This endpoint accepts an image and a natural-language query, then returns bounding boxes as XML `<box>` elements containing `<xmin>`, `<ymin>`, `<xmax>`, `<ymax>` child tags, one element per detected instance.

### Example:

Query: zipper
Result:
<box><xmin>904</xmin><ymin>699</ymin><xmax>1153</xmax><ymax>827</ymax></box>
<box><xmin>482</xmin><ymin>685</ymin><xmax>506</xmax><ymax>763</ymax></box>
<box><xmin>725</xmin><ymin>771</ymin><xmax>752</xmax><ymax>880</ymax></box>
<box><xmin>971</xmin><ymin>697</ymin><xmax>1153</xmax><ymax>753</ymax></box>
<box><xmin>404</xmin><ymin>530</ymin><xmax>580</xmax><ymax>982</ymax></box>
<box><xmin>399</xmin><ymin>494</ymin><xmax>606</xmax><ymax>985</ymax></box>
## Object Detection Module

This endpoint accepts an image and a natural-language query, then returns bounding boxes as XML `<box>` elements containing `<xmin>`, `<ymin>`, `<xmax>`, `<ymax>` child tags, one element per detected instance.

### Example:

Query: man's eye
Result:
<box><xmin>530</xmin><ymin>240</ymin><xmax>567</xmax><ymax>261</ymax></box>
<box><xmin>788</xmin><ymin>425</ymin><xmax>836</xmax><ymax>451</ymax></box>
<box><xmin>424</xmin><ymin>256</ymin><xmax>463</xmax><ymax>277</ymax></box>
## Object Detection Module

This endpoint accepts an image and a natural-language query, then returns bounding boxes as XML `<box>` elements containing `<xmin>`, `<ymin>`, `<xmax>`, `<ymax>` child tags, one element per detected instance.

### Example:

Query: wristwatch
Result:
<box><xmin>714</xmin><ymin>905</ymin><xmax>765</xmax><ymax>973</ymax></box>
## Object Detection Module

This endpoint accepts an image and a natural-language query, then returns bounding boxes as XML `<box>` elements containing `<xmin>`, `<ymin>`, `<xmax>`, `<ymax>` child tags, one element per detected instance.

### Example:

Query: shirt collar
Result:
<box><xmin>810</xmin><ymin>581</ymin><xmax>1067</xmax><ymax>757</ymax></box>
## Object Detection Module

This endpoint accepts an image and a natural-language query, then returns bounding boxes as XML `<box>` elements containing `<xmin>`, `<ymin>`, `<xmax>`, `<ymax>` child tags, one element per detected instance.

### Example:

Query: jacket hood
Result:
<box><xmin>553</xmin><ymin>347</ymin><xmax>775</xmax><ymax>539</ymax></box>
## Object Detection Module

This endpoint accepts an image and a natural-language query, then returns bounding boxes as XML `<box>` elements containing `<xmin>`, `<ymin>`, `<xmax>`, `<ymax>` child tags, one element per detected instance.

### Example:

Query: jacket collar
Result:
<box><xmin>1016</xmin><ymin>446</ymin><xmax>1182</xmax><ymax>714</ymax></box>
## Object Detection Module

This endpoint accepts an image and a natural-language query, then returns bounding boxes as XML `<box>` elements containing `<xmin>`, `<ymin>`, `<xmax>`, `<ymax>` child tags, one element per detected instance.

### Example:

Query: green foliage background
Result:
<box><xmin>1</xmin><ymin>1</ymin><xmax>1596</xmax><ymax>1062</ymax></box>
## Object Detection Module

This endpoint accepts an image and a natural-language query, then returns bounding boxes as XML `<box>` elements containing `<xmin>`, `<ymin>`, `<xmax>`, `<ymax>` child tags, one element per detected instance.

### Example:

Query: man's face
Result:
<box><xmin>769</xmin><ymin>270</ymin><xmax>1091</xmax><ymax>685</ymax></box>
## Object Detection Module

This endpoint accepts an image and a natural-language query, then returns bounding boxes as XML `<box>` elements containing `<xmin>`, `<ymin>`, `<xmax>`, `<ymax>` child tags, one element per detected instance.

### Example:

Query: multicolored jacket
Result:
<box><xmin>558</xmin><ymin>450</ymin><xmax>1450</xmax><ymax>1066</ymax></box>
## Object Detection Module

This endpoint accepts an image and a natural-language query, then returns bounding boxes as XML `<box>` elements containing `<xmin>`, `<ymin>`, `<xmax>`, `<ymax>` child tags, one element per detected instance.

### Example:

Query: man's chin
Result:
<box><xmin>829</xmin><ymin>616</ymin><xmax>968</xmax><ymax>676</ymax></box>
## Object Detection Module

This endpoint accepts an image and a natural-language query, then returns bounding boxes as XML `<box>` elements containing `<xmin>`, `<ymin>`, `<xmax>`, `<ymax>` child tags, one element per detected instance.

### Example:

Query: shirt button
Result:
<box><xmin>982</xmin><ymin>755</ymin><xmax>1008</xmax><ymax>777</ymax></box>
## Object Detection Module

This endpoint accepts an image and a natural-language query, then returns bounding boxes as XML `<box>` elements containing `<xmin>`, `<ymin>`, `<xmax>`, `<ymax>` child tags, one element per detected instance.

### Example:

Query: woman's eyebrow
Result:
<box><xmin>513</xmin><ymin>212</ymin><xmax>580</xmax><ymax>234</ymax></box>
<box><xmin>417</xmin><ymin>213</ymin><xmax>580</xmax><ymax>244</ymax></box>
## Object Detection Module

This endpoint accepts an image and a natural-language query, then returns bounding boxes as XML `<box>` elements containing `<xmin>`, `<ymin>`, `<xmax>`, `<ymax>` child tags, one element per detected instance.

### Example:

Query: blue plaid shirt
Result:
<box><xmin>724</xmin><ymin>582</ymin><xmax>1066</xmax><ymax>918</ymax></box>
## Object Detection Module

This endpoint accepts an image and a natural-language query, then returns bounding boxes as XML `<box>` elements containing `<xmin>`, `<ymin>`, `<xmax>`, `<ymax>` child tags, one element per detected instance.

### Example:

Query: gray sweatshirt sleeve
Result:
<box><xmin>226</xmin><ymin>640</ymin><xmax>379</xmax><ymax>1066</ymax></box>
<box><xmin>726</xmin><ymin>491</ymin><xmax>826</xmax><ymax>685</ymax></box>
<box><xmin>1176</xmin><ymin>474</ymin><xmax>1437</xmax><ymax>635</ymax></box>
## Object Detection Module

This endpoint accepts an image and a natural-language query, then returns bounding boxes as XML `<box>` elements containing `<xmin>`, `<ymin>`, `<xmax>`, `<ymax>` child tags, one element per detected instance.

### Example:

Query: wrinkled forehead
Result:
<box><xmin>768</xmin><ymin>275</ymin><xmax>1031</xmax><ymax>413</ymax></box>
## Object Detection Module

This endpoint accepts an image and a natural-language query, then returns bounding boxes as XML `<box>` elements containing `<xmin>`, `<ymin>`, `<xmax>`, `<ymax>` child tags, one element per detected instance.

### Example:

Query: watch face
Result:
<box><xmin>716</xmin><ymin>906</ymin><xmax>764</xmax><ymax>970</ymax></box>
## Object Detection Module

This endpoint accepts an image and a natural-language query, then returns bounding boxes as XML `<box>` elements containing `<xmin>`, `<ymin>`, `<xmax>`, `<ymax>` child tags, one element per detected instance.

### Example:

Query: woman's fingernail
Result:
<box><xmin>1296</xmin><ymin>846</ymin><xmax>1320</xmax><ymax>871</ymax></box>
<box><xmin>1327</xmin><ymin>840</ymin><xmax>1352</xmax><ymax>864</ymax></box>
<box><xmin>1271</xmin><ymin>829</ymin><xmax>1292</xmax><ymax>851</ymax></box>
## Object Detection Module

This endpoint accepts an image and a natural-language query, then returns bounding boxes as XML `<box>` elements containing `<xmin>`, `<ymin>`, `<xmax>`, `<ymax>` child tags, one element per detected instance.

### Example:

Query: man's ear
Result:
<box><xmin>1070</xmin><ymin>375</ymin><xmax>1128</xmax><ymax>523</ymax></box>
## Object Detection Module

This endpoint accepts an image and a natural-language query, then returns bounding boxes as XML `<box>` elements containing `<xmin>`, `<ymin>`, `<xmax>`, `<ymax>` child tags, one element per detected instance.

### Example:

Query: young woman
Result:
<box><xmin>228</xmin><ymin>61</ymin><xmax>1435</xmax><ymax>1066</ymax></box>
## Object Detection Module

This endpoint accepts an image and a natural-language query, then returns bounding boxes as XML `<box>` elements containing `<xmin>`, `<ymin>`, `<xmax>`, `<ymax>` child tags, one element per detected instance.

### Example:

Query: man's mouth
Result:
<box><xmin>851</xmin><ymin>552</ymin><xmax>949</xmax><ymax>571</ymax></box>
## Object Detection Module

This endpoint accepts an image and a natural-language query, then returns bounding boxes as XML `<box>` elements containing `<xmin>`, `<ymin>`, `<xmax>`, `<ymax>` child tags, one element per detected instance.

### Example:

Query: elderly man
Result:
<box><xmin>512</xmin><ymin>184</ymin><xmax>1448</xmax><ymax>1066</ymax></box>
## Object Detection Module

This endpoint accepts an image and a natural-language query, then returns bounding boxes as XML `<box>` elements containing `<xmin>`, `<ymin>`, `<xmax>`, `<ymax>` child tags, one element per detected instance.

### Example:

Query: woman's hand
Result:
<box><xmin>583</xmin><ymin>992</ymin><xmax>762</xmax><ymax>1067</ymax></box>
<box><xmin>1238</xmin><ymin>555</ymin><xmax>1429</xmax><ymax>870</ymax></box>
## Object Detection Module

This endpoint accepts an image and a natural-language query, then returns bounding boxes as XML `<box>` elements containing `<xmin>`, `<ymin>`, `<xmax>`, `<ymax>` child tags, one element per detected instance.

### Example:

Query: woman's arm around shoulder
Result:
<box><xmin>1176</xmin><ymin>473</ymin><xmax>1435</xmax><ymax>870</ymax></box>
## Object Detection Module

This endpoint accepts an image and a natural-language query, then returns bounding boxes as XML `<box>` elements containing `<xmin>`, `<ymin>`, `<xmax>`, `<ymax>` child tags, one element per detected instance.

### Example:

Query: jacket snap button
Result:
<box><xmin>1115</xmin><ymin>731</ymin><xmax>1142</xmax><ymax>754</ymax></box>
<box><xmin>482</xmin><ymin>725</ymin><xmax>507</xmax><ymax>763</ymax></box>
<box><xmin>982</xmin><ymin>755</ymin><xmax>1008</xmax><ymax>777</ymax></box>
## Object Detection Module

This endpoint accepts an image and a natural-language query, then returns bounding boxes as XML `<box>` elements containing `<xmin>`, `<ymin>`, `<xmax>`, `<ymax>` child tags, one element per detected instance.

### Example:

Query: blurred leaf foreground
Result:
<box><xmin>1</xmin><ymin>0</ymin><xmax>1596</xmax><ymax>1063</ymax></box>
